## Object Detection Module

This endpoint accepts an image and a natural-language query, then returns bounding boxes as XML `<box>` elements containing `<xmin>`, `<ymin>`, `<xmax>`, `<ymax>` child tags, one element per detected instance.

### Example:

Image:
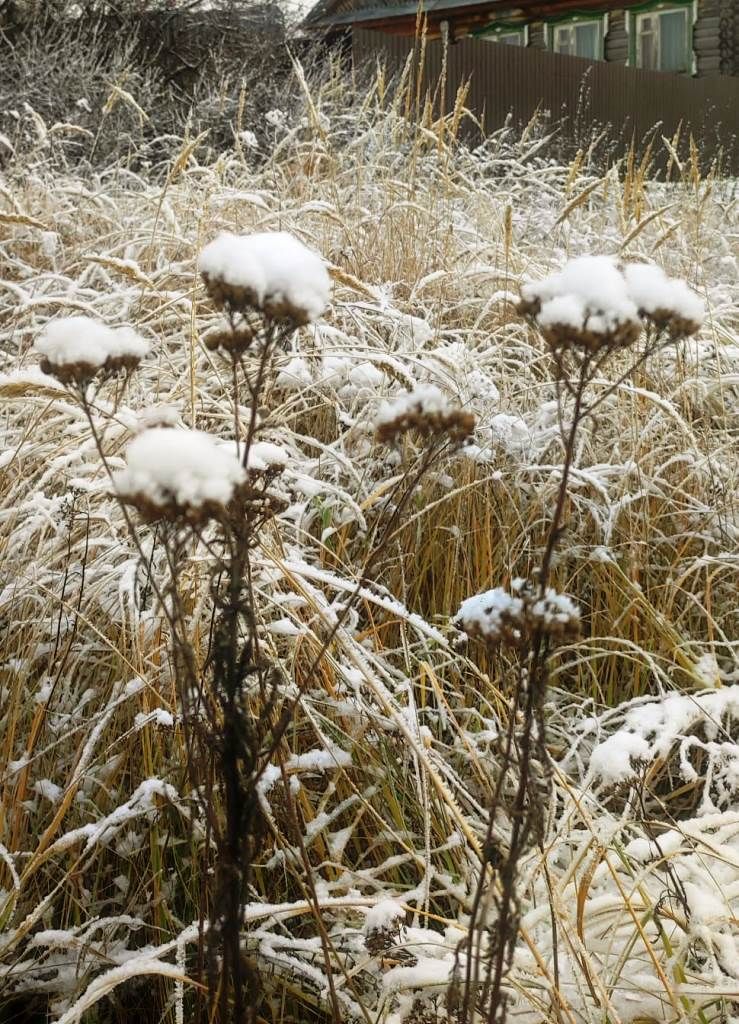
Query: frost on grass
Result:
<box><xmin>199</xmin><ymin>231</ymin><xmax>330</xmax><ymax>324</ymax></box>
<box><xmin>34</xmin><ymin>315</ymin><xmax>149</xmax><ymax>383</ymax></box>
<box><xmin>2</xmin><ymin>89</ymin><xmax>738</xmax><ymax>1024</ymax></box>
<box><xmin>114</xmin><ymin>428</ymin><xmax>246</xmax><ymax>523</ymax></box>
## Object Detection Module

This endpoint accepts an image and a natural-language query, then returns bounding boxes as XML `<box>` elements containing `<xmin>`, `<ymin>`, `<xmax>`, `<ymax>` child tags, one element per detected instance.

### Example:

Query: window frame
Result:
<box><xmin>546</xmin><ymin>14</ymin><xmax>605</xmax><ymax>60</ymax></box>
<box><xmin>477</xmin><ymin>23</ymin><xmax>529</xmax><ymax>46</ymax></box>
<box><xmin>627</xmin><ymin>0</ymin><xmax>697</xmax><ymax>74</ymax></box>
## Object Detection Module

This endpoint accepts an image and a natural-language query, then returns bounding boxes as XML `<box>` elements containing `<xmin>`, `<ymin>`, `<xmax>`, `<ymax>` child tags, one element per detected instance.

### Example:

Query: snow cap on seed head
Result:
<box><xmin>199</xmin><ymin>231</ymin><xmax>330</xmax><ymax>325</ymax></box>
<box><xmin>375</xmin><ymin>384</ymin><xmax>475</xmax><ymax>444</ymax></box>
<box><xmin>114</xmin><ymin>428</ymin><xmax>246</xmax><ymax>525</ymax></box>
<box><xmin>35</xmin><ymin>316</ymin><xmax>149</xmax><ymax>384</ymax></box>
<box><xmin>455</xmin><ymin>579</ymin><xmax>580</xmax><ymax>648</ymax></box>
<box><xmin>519</xmin><ymin>256</ymin><xmax>641</xmax><ymax>352</ymax></box>
<box><xmin>519</xmin><ymin>255</ymin><xmax>703</xmax><ymax>351</ymax></box>
<box><xmin>622</xmin><ymin>261</ymin><xmax>704</xmax><ymax>337</ymax></box>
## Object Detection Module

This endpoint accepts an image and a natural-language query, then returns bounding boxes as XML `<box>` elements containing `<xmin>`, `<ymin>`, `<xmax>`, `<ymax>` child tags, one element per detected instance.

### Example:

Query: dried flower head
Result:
<box><xmin>454</xmin><ymin>586</ymin><xmax>527</xmax><ymax>647</ymax></box>
<box><xmin>363</xmin><ymin>899</ymin><xmax>405</xmax><ymax>955</ymax></box>
<box><xmin>455</xmin><ymin>579</ymin><xmax>580</xmax><ymax>648</ymax></box>
<box><xmin>35</xmin><ymin>316</ymin><xmax>149</xmax><ymax>385</ymax></box>
<box><xmin>519</xmin><ymin>256</ymin><xmax>704</xmax><ymax>354</ymax></box>
<box><xmin>246</xmin><ymin>441</ymin><xmax>289</xmax><ymax>479</ymax></box>
<box><xmin>199</xmin><ymin>231</ymin><xmax>330</xmax><ymax>325</ymax></box>
<box><xmin>622</xmin><ymin>262</ymin><xmax>704</xmax><ymax>338</ymax></box>
<box><xmin>202</xmin><ymin>326</ymin><xmax>258</xmax><ymax>355</ymax></box>
<box><xmin>518</xmin><ymin>256</ymin><xmax>641</xmax><ymax>354</ymax></box>
<box><xmin>114</xmin><ymin>428</ymin><xmax>246</xmax><ymax>526</ymax></box>
<box><xmin>376</xmin><ymin>385</ymin><xmax>475</xmax><ymax>444</ymax></box>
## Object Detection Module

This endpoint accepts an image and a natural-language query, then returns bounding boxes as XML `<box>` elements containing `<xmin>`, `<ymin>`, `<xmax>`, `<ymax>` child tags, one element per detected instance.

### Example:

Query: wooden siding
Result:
<box><xmin>718</xmin><ymin>0</ymin><xmax>738</xmax><ymax>74</ymax></box>
<box><xmin>529</xmin><ymin>21</ymin><xmax>548</xmax><ymax>48</ymax></box>
<box><xmin>478</xmin><ymin>5</ymin><xmax>724</xmax><ymax>71</ymax></box>
<box><xmin>317</xmin><ymin>0</ymin><xmax>738</xmax><ymax>77</ymax></box>
<box><xmin>605</xmin><ymin>9</ymin><xmax>629</xmax><ymax>63</ymax></box>
<box><xmin>353</xmin><ymin>28</ymin><xmax>739</xmax><ymax>170</ymax></box>
<box><xmin>695</xmin><ymin>8</ymin><xmax>721</xmax><ymax>76</ymax></box>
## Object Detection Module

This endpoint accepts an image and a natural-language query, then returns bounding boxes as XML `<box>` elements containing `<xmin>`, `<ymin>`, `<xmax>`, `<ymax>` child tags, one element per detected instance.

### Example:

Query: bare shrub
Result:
<box><xmin>0</xmin><ymin>1</ymin><xmax>311</xmax><ymax>172</ymax></box>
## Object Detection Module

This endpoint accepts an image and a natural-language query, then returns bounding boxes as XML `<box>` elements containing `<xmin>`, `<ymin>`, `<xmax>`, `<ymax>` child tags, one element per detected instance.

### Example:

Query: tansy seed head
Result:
<box><xmin>375</xmin><ymin>385</ymin><xmax>475</xmax><ymax>444</ymax></box>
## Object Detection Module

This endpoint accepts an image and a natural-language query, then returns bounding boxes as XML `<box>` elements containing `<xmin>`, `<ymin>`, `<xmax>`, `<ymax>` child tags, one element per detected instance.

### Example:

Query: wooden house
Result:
<box><xmin>304</xmin><ymin>0</ymin><xmax>738</xmax><ymax>77</ymax></box>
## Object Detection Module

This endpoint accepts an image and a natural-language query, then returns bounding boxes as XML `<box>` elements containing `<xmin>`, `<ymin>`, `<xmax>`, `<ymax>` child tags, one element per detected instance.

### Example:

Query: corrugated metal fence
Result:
<box><xmin>353</xmin><ymin>30</ymin><xmax>739</xmax><ymax>171</ymax></box>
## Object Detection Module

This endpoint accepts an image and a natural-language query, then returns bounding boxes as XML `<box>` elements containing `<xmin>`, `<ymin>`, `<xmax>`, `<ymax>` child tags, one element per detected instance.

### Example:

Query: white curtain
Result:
<box><xmin>660</xmin><ymin>8</ymin><xmax>688</xmax><ymax>70</ymax></box>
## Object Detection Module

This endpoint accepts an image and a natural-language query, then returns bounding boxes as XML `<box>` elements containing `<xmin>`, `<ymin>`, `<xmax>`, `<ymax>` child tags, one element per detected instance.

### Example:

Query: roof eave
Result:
<box><xmin>306</xmin><ymin>0</ymin><xmax>511</xmax><ymax>28</ymax></box>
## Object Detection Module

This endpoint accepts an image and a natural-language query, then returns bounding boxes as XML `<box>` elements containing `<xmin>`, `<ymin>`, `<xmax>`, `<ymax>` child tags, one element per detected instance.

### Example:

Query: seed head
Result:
<box><xmin>375</xmin><ymin>385</ymin><xmax>475</xmax><ymax>444</ymax></box>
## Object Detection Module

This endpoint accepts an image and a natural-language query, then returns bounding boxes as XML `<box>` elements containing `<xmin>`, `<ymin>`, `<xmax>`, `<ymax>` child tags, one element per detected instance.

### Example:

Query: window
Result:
<box><xmin>498</xmin><ymin>31</ymin><xmax>524</xmax><ymax>45</ymax></box>
<box><xmin>480</xmin><ymin>26</ymin><xmax>527</xmax><ymax>46</ymax></box>
<box><xmin>634</xmin><ymin>6</ymin><xmax>691</xmax><ymax>71</ymax></box>
<box><xmin>551</xmin><ymin>19</ymin><xmax>603</xmax><ymax>60</ymax></box>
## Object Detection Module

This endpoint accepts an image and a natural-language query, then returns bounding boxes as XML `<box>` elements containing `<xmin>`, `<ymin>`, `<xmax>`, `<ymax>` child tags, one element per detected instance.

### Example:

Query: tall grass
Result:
<box><xmin>0</xmin><ymin>60</ymin><xmax>738</xmax><ymax>1024</ymax></box>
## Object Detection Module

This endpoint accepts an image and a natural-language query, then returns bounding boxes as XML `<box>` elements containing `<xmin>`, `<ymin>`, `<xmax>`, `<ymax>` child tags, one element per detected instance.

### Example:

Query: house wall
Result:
<box><xmin>528</xmin><ymin>21</ymin><xmax>548</xmax><ymax>49</ymax></box>
<box><xmin>605</xmin><ymin>10</ymin><xmax>629</xmax><ymax>63</ymax></box>
<box><xmin>337</xmin><ymin>0</ymin><xmax>737</xmax><ymax>77</ymax></box>
<box><xmin>479</xmin><ymin>1</ymin><xmax>734</xmax><ymax>78</ymax></box>
<box><xmin>718</xmin><ymin>0</ymin><xmax>738</xmax><ymax>75</ymax></box>
<box><xmin>694</xmin><ymin>0</ymin><xmax>722</xmax><ymax>76</ymax></box>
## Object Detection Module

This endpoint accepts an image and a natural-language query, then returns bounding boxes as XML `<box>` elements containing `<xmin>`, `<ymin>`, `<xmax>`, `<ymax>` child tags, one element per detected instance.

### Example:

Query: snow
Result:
<box><xmin>198</xmin><ymin>233</ymin><xmax>267</xmax><ymax>298</ymax></box>
<box><xmin>34</xmin><ymin>779</ymin><xmax>63</xmax><ymax>804</ymax></box>
<box><xmin>137</xmin><ymin>404</ymin><xmax>180</xmax><ymax>430</ymax></box>
<box><xmin>536</xmin><ymin>293</ymin><xmax>588</xmax><ymax>330</ymax></box>
<box><xmin>529</xmin><ymin>589</ymin><xmax>581</xmax><ymax>633</ymax></box>
<box><xmin>521</xmin><ymin>255</ymin><xmax>640</xmax><ymax>336</ymax></box>
<box><xmin>363</xmin><ymin>899</ymin><xmax>406</xmax><ymax>934</ymax></box>
<box><xmin>376</xmin><ymin>385</ymin><xmax>452</xmax><ymax>427</ymax></box>
<box><xmin>692</xmin><ymin>651</ymin><xmax>721</xmax><ymax>688</ymax></box>
<box><xmin>588</xmin><ymin>731</ymin><xmax>651</xmax><ymax>784</ymax></box>
<box><xmin>521</xmin><ymin>255</ymin><xmax>704</xmax><ymax>341</ymax></box>
<box><xmin>34</xmin><ymin>316</ymin><xmax>149</xmax><ymax>370</ymax></box>
<box><xmin>115</xmin><ymin>429</ymin><xmax>246</xmax><ymax>511</ymax></box>
<box><xmin>246</xmin><ymin>441</ymin><xmax>289</xmax><ymax>473</ymax></box>
<box><xmin>455</xmin><ymin>587</ymin><xmax>524</xmax><ymax>642</ymax></box>
<box><xmin>276</xmin><ymin>355</ymin><xmax>313</xmax><ymax>389</ymax></box>
<box><xmin>286</xmin><ymin>747</ymin><xmax>352</xmax><ymax>772</ymax></box>
<box><xmin>265</xmin><ymin>108</ymin><xmax>287</xmax><ymax>129</ymax></box>
<box><xmin>382</xmin><ymin>957</ymin><xmax>452</xmax><ymax>992</ymax></box>
<box><xmin>265</xmin><ymin>617</ymin><xmax>303</xmax><ymax>637</ymax></box>
<box><xmin>134</xmin><ymin>709</ymin><xmax>174</xmax><ymax>730</ymax></box>
<box><xmin>623</xmin><ymin>262</ymin><xmax>704</xmax><ymax>326</ymax></box>
<box><xmin>489</xmin><ymin>413</ymin><xmax>533</xmax><ymax>453</ymax></box>
<box><xmin>199</xmin><ymin>231</ymin><xmax>330</xmax><ymax>323</ymax></box>
<box><xmin>455</xmin><ymin>580</ymin><xmax>578</xmax><ymax>643</ymax></box>
<box><xmin>238</xmin><ymin>130</ymin><xmax>259</xmax><ymax>149</ymax></box>
<box><xmin>348</xmin><ymin>362</ymin><xmax>384</xmax><ymax>388</ymax></box>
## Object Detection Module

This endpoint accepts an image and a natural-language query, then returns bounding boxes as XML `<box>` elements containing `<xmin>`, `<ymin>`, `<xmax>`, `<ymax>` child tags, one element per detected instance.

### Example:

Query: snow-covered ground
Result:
<box><xmin>1</xmin><ymin>88</ymin><xmax>738</xmax><ymax>1023</ymax></box>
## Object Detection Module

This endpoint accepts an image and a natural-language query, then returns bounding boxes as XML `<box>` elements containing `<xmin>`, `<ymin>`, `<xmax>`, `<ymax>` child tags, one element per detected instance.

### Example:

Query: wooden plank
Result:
<box><xmin>529</xmin><ymin>21</ymin><xmax>548</xmax><ymax>47</ymax></box>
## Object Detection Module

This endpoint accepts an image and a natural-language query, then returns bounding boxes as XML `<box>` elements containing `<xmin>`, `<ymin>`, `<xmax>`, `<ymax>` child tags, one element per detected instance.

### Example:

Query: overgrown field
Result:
<box><xmin>1</xmin><ymin>64</ymin><xmax>738</xmax><ymax>1024</ymax></box>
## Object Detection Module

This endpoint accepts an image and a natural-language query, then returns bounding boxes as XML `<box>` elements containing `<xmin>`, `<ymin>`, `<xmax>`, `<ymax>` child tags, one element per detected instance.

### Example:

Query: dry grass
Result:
<box><xmin>0</xmin><ymin>62</ymin><xmax>738</xmax><ymax>1024</ymax></box>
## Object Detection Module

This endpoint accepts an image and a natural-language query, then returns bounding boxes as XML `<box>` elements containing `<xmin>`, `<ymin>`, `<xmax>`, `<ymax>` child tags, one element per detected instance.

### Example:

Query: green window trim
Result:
<box><xmin>626</xmin><ymin>0</ymin><xmax>697</xmax><ymax>74</ymax></box>
<box><xmin>473</xmin><ymin>22</ymin><xmax>529</xmax><ymax>45</ymax></box>
<box><xmin>544</xmin><ymin>13</ymin><xmax>606</xmax><ymax>60</ymax></box>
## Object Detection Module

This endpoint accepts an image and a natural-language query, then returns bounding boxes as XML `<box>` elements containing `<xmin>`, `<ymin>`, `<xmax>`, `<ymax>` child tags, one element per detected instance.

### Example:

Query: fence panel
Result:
<box><xmin>353</xmin><ymin>29</ymin><xmax>739</xmax><ymax>170</ymax></box>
